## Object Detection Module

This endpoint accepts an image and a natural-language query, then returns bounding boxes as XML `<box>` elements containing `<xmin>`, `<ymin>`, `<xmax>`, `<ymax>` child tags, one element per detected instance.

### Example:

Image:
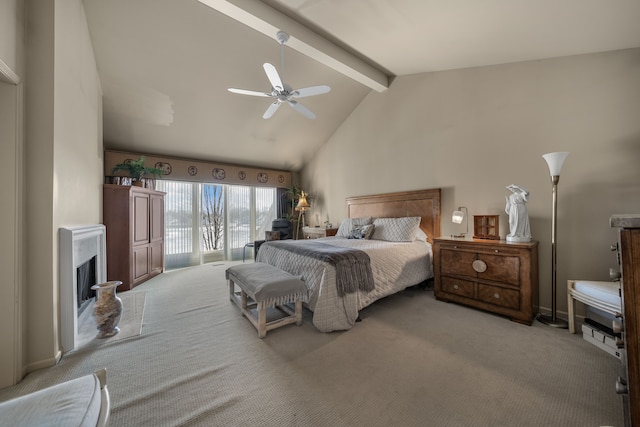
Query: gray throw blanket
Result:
<box><xmin>262</xmin><ymin>240</ymin><xmax>374</xmax><ymax>297</ymax></box>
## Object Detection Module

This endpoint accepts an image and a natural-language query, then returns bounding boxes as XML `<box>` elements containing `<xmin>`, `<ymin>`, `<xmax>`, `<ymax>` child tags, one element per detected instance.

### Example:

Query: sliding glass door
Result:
<box><xmin>158</xmin><ymin>180</ymin><xmax>276</xmax><ymax>269</ymax></box>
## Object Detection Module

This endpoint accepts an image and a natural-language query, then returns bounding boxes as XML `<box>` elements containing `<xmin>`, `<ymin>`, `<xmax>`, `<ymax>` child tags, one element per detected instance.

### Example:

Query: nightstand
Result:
<box><xmin>302</xmin><ymin>227</ymin><xmax>338</xmax><ymax>239</ymax></box>
<box><xmin>433</xmin><ymin>238</ymin><xmax>539</xmax><ymax>325</ymax></box>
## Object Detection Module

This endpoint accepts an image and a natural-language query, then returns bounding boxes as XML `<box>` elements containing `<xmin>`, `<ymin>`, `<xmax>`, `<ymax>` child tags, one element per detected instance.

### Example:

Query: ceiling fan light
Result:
<box><xmin>229</xmin><ymin>30</ymin><xmax>329</xmax><ymax>119</ymax></box>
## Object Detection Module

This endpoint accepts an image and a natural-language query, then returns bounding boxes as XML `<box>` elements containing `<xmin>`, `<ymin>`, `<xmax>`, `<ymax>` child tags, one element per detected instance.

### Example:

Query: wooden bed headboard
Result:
<box><xmin>345</xmin><ymin>188</ymin><xmax>441</xmax><ymax>244</ymax></box>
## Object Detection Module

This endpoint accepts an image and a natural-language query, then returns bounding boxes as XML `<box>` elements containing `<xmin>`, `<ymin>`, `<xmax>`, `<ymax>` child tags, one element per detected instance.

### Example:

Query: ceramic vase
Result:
<box><xmin>91</xmin><ymin>281</ymin><xmax>123</xmax><ymax>338</ymax></box>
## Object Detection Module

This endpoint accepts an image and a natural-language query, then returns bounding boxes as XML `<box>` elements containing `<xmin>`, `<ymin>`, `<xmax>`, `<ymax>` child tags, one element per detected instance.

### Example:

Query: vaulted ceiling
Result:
<box><xmin>82</xmin><ymin>0</ymin><xmax>640</xmax><ymax>171</ymax></box>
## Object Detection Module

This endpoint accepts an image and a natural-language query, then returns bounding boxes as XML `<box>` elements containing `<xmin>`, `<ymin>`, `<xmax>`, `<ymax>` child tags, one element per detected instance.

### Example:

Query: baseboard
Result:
<box><xmin>537</xmin><ymin>306</ymin><xmax>569</xmax><ymax>321</ymax></box>
<box><xmin>25</xmin><ymin>351</ymin><xmax>61</xmax><ymax>374</ymax></box>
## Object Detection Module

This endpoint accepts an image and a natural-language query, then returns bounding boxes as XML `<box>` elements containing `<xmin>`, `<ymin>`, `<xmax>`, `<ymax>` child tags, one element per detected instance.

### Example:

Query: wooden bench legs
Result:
<box><xmin>228</xmin><ymin>279</ymin><xmax>303</xmax><ymax>338</ymax></box>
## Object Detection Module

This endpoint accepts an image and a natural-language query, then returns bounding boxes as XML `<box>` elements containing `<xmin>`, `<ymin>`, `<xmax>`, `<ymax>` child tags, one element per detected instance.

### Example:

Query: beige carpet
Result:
<box><xmin>0</xmin><ymin>262</ymin><xmax>624</xmax><ymax>426</ymax></box>
<box><xmin>76</xmin><ymin>290</ymin><xmax>146</xmax><ymax>349</ymax></box>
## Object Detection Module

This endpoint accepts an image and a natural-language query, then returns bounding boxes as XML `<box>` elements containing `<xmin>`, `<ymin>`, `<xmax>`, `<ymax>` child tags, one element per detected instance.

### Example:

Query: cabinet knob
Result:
<box><xmin>453</xmin><ymin>284</ymin><xmax>459</xmax><ymax>290</ymax></box>
<box><xmin>495</xmin><ymin>249</ymin><xmax>499</xmax><ymax>253</ymax></box>
<box><xmin>493</xmin><ymin>293</ymin><xmax>500</xmax><ymax>299</ymax></box>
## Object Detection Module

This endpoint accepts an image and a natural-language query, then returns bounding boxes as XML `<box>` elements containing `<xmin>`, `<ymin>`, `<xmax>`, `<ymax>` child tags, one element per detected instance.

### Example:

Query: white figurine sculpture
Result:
<box><xmin>505</xmin><ymin>184</ymin><xmax>531</xmax><ymax>243</ymax></box>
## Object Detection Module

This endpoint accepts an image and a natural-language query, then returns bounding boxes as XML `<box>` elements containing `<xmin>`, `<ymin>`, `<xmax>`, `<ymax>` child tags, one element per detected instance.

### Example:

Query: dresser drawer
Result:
<box><xmin>478</xmin><ymin>284</ymin><xmax>520</xmax><ymax>310</ymax></box>
<box><xmin>441</xmin><ymin>277</ymin><xmax>474</xmax><ymax>298</ymax></box>
<box><xmin>440</xmin><ymin>249</ymin><xmax>477</xmax><ymax>277</ymax></box>
<box><xmin>477</xmin><ymin>254</ymin><xmax>520</xmax><ymax>286</ymax></box>
<box><xmin>440</xmin><ymin>249</ymin><xmax>520</xmax><ymax>286</ymax></box>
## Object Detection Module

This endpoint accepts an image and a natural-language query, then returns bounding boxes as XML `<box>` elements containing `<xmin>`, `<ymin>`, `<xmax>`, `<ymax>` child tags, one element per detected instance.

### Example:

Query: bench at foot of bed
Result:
<box><xmin>226</xmin><ymin>262</ymin><xmax>308</xmax><ymax>338</ymax></box>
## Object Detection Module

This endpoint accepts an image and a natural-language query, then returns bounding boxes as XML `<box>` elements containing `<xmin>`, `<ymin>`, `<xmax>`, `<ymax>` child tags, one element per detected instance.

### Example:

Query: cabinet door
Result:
<box><xmin>133</xmin><ymin>193</ymin><xmax>150</xmax><ymax>246</ymax></box>
<box><xmin>150</xmin><ymin>193</ymin><xmax>164</xmax><ymax>243</ymax></box>
<box><xmin>150</xmin><ymin>241</ymin><xmax>164</xmax><ymax>275</ymax></box>
<box><xmin>133</xmin><ymin>245</ymin><xmax>150</xmax><ymax>282</ymax></box>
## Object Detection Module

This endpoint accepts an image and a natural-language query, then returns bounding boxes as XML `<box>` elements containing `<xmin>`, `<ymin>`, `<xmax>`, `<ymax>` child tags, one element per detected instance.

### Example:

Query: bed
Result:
<box><xmin>256</xmin><ymin>188</ymin><xmax>441</xmax><ymax>332</ymax></box>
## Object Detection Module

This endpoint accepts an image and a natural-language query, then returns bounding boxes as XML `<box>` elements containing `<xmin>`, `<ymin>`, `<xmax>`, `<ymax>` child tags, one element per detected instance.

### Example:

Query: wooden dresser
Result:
<box><xmin>302</xmin><ymin>227</ymin><xmax>338</xmax><ymax>239</ymax></box>
<box><xmin>433</xmin><ymin>238</ymin><xmax>539</xmax><ymax>325</ymax></box>
<box><xmin>610</xmin><ymin>215</ymin><xmax>640</xmax><ymax>427</ymax></box>
<box><xmin>103</xmin><ymin>184</ymin><xmax>165</xmax><ymax>291</ymax></box>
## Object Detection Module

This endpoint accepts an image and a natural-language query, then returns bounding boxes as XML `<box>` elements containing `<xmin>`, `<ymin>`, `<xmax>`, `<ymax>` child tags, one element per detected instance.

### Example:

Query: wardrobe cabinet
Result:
<box><xmin>103</xmin><ymin>184</ymin><xmax>165</xmax><ymax>291</ymax></box>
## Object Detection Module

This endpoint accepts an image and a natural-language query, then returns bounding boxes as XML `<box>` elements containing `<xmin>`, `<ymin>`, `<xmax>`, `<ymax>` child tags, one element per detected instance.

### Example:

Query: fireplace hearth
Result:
<box><xmin>59</xmin><ymin>225</ymin><xmax>107</xmax><ymax>353</ymax></box>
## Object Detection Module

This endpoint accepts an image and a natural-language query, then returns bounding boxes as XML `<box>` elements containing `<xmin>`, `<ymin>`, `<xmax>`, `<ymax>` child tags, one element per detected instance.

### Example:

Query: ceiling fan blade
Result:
<box><xmin>287</xmin><ymin>100</ymin><xmax>316</xmax><ymax>120</ymax></box>
<box><xmin>292</xmin><ymin>85</ymin><xmax>331</xmax><ymax>98</ymax></box>
<box><xmin>263</xmin><ymin>63</ymin><xmax>284</xmax><ymax>92</ymax></box>
<box><xmin>263</xmin><ymin>101</ymin><xmax>281</xmax><ymax>119</ymax></box>
<box><xmin>228</xmin><ymin>88</ymin><xmax>272</xmax><ymax>97</ymax></box>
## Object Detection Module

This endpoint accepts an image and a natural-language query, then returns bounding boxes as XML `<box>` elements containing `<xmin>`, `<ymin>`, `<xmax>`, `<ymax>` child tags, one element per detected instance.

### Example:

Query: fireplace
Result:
<box><xmin>76</xmin><ymin>256</ymin><xmax>97</xmax><ymax>316</ymax></box>
<box><xmin>59</xmin><ymin>225</ymin><xmax>107</xmax><ymax>353</ymax></box>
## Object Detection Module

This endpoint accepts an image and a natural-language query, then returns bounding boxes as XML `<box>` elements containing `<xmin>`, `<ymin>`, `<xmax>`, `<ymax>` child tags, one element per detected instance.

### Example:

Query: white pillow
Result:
<box><xmin>414</xmin><ymin>228</ymin><xmax>428</xmax><ymax>242</ymax></box>
<box><xmin>371</xmin><ymin>217</ymin><xmax>421</xmax><ymax>242</ymax></box>
<box><xmin>336</xmin><ymin>217</ymin><xmax>373</xmax><ymax>237</ymax></box>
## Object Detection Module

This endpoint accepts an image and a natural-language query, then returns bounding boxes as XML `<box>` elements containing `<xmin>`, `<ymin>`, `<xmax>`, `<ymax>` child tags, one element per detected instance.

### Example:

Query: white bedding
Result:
<box><xmin>256</xmin><ymin>237</ymin><xmax>433</xmax><ymax>332</ymax></box>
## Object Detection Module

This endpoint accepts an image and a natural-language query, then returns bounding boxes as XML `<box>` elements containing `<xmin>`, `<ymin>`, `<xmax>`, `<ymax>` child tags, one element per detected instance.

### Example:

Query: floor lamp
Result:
<box><xmin>538</xmin><ymin>152</ymin><xmax>570</xmax><ymax>328</ymax></box>
<box><xmin>295</xmin><ymin>191</ymin><xmax>310</xmax><ymax>240</ymax></box>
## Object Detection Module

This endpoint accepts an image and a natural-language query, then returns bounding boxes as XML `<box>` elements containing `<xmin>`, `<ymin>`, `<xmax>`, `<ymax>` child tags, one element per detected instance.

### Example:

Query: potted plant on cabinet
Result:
<box><xmin>111</xmin><ymin>156</ymin><xmax>164</xmax><ymax>188</ymax></box>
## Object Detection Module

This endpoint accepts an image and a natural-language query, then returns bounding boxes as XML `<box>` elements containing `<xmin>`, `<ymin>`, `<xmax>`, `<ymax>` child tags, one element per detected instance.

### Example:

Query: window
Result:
<box><xmin>158</xmin><ymin>180</ymin><xmax>277</xmax><ymax>269</ymax></box>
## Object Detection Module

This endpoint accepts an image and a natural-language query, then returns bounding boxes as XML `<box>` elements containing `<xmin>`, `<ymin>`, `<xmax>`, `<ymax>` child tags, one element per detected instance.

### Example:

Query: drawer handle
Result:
<box><xmin>495</xmin><ymin>250</ymin><xmax>499</xmax><ymax>253</ymax></box>
<box><xmin>453</xmin><ymin>284</ymin><xmax>459</xmax><ymax>290</ymax></box>
<box><xmin>493</xmin><ymin>293</ymin><xmax>500</xmax><ymax>299</ymax></box>
<box><xmin>472</xmin><ymin>259</ymin><xmax>487</xmax><ymax>273</ymax></box>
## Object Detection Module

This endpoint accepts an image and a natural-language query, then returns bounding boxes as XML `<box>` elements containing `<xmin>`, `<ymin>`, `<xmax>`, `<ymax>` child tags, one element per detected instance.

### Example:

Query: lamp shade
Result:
<box><xmin>542</xmin><ymin>152</ymin><xmax>570</xmax><ymax>176</ymax></box>
<box><xmin>296</xmin><ymin>191</ymin><xmax>310</xmax><ymax>210</ymax></box>
<box><xmin>452</xmin><ymin>210</ymin><xmax>465</xmax><ymax>224</ymax></box>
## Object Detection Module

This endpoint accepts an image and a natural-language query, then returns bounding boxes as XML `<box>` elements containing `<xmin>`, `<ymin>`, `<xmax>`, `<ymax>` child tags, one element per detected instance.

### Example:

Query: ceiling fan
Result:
<box><xmin>228</xmin><ymin>31</ymin><xmax>331</xmax><ymax>120</ymax></box>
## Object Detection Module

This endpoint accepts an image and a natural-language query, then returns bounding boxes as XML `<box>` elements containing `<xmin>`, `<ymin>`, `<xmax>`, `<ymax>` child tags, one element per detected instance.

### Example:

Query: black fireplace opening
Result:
<box><xmin>76</xmin><ymin>256</ymin><xmax>97</xmax><ymax>316</ymax></box>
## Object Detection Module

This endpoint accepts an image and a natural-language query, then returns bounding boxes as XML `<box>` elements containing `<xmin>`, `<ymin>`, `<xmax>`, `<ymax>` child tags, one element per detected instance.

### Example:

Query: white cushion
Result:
<box><xmin>572</xmin><ymin>280</ymin><xmax>621</xmax><ymax>309</ymax></box>
<box><xmin>226</xmin><ymin>262</ymin><xmax>307</xmax><ymax>304</ymax></box>
<box><xmin>0</xmin><ymin>373</ymin><xmax>102</xmax><ymax>427</ymax></box>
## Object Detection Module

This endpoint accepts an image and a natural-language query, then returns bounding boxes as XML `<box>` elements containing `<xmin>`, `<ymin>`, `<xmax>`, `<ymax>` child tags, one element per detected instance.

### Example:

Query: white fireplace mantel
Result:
<box><xmin>59</xmin><ymin>225</ymin><xmax>107</xmax><ymax>353</ymax></box>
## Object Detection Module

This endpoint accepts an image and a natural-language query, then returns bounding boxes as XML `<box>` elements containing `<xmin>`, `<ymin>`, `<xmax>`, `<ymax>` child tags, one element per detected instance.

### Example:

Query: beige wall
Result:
<box><xmin>0</xmin><ymin>0</ymin><xmax>23</xmax><ymax>78</ymax></box>
<box><xmin>16</xmin><ymin>0</ymin><xmax>102</xmax><ymax>378</ymax></box>
<box><xmin>303</xmin><ymin>48</ymin><xmax>640</xmax><ymax>318</ymax></box>
<box><xmin>0</xmin><ymin>0</ymin><xmax>25</xmax><ymax>389</ymax></box>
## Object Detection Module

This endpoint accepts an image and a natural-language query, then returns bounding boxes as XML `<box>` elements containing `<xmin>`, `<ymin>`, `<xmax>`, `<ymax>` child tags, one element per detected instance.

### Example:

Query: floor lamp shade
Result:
<box><xmin>295</xmin><ymin>191</ymin><xmax>311</xmax><ymax>239</ymax></box>
<box><xmin>539</xmin><ymin>152</ymin><xmax>569</xmax><ymax>328</ymax></box>
<box><xmin>543</xmin><ymin>152</ymin><xmax>569</xmax><ymax>176</ymax></box>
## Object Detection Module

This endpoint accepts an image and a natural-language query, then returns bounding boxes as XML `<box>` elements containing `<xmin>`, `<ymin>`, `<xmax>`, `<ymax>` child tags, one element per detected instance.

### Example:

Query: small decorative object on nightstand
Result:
<box><xmin>433</xmin><ymin>237</ymin><xmax>539</xmax><ymax>325</ymax></box>
<box><xmin>473</xmin><ymin>215</ymin><xmax>500</xmax><ymax>240</ymax></box>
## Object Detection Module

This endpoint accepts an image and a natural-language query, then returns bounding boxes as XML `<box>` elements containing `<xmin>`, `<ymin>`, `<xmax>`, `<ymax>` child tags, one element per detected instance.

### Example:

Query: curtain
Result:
<box><xmin>158</xmin><ymin>180</ymin><xmax>201</xmax><ymax>269</ymax></box>
<box><xmin>158</xmin><ymin>180</ymin><xmax>276</xmax><ymax>268</ymax></box>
